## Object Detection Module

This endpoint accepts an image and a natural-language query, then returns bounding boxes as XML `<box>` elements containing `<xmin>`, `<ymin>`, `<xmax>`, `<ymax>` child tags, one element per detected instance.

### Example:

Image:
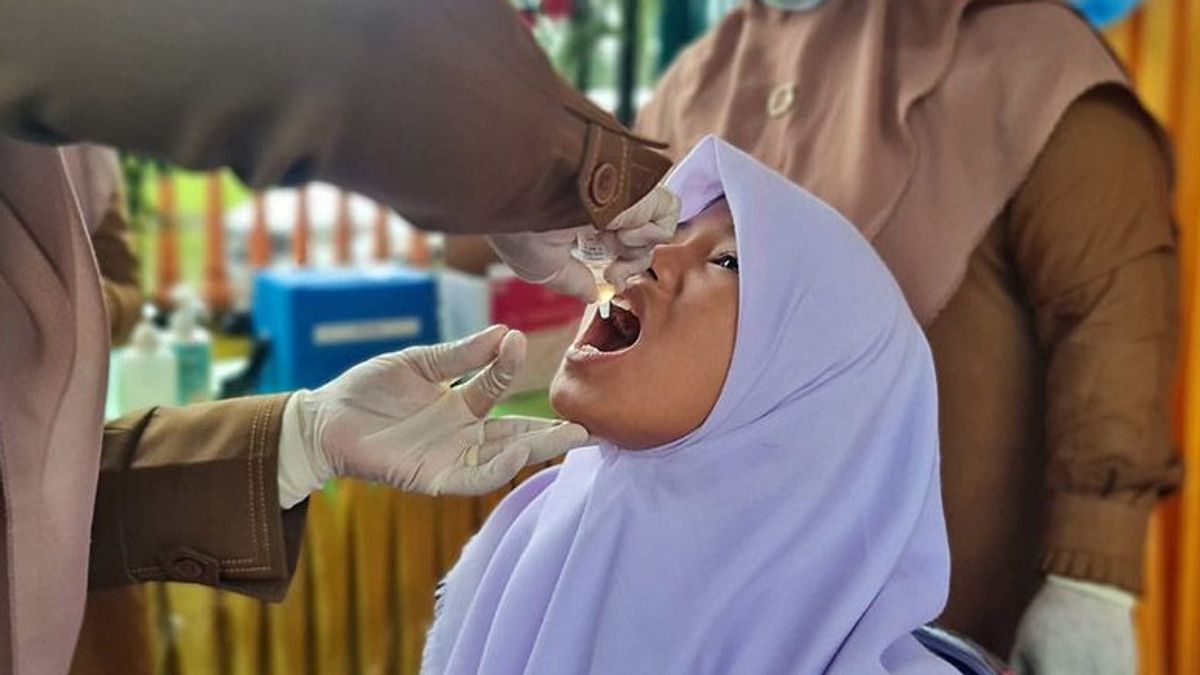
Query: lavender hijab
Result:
<box><xmin>423</xmin><ymin>137</ymin><xmax>954</xmax><ymax>675</ymax></box>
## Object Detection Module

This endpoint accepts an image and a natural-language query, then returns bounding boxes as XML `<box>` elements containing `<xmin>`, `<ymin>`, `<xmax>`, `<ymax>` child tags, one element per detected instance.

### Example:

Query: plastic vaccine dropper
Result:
<box><xmin>114</xmin><ymin>305</ymin><xmax>179</xmax><ymax>415</ymax></box>
<box><xmin>574</xmin><ymin>230</ymin><xmax>616</xmax><ymax>318</ymax></box>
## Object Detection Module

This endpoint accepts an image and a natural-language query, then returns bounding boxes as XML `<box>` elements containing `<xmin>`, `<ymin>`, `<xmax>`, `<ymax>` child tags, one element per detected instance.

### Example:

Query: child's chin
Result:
<box><xmin>550</xmin><ymin>374</ymin><xmax>616</xmax><ymax>439</ymax></box>
<box><xmin>549</xmin><ymin>370</ymin><xmax>677</xmax><ymax>450</ymax></box>
<box><xmin>549</xmin><ymin>374</ymin><xmax>592</xmax><ymax>427</ymax></box>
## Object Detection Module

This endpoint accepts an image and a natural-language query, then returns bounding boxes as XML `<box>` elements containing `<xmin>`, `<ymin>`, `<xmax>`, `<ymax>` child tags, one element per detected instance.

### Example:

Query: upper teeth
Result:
<box><xmin>610</xmin><ymin>297</ymin><xmax>634</xmax><ymax>314</ymax></box>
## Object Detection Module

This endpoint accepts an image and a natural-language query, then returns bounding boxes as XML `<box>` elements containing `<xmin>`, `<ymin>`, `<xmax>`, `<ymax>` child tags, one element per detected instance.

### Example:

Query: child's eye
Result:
<box><xmin>711</xmin><ymin>253</ymin><xmax>739</xmax><ymax>273</ymax></box>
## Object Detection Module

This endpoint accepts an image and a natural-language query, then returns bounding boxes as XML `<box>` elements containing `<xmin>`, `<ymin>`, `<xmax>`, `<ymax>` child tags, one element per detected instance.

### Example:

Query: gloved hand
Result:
<box><xmin>487</xmin><ymin>184</ymin><xmax>681</xmax><ymax>301</ymax></box>
<box><xmin>1010</xmin><ymin>575</ymin><xmax>1137</xmax><ymax>675</ymax></box>
<box><xmin>276</xmin><ymin>325</ymin><xmax>589</xmax><ymax>506</ymax></box>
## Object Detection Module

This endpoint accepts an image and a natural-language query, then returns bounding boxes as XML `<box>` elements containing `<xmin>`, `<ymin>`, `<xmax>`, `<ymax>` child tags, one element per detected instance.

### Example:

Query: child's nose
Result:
<box><xmin>647</xmin><ymin>243</ymin><xmax>690</xmax><ymax>291</ymax></box>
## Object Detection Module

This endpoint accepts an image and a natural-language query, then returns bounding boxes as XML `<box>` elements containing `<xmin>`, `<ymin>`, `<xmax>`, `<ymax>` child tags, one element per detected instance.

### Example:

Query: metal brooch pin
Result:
<box><xmin>767</xmin><ymin>83</ymin><xmax>796</xmax><ymax>118</ymax></box>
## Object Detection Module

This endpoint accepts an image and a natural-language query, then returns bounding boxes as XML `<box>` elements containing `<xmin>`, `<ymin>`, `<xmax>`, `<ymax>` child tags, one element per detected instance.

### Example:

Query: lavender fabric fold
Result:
<box><xmin>423</xmin><ymin>136</ymin><xmax>955</xmax><ymax>675</ymax></box>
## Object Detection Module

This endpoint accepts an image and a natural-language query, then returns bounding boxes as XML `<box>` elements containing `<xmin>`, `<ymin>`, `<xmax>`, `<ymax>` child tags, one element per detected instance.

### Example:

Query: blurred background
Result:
<box><xmin>80</xmin><ymin>1</ymin><xmax>1200</xmax><ymax>674</ymax></box>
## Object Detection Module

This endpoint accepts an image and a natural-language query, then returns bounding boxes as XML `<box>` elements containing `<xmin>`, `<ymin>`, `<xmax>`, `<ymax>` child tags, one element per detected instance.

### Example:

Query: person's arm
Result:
<box><xmin>58</xmin><ymin>144</ymin><xmax>143</xmax><ymax>343</ymax></box>
<box><xmin>89</xmin><ymin>326</ymin><xmax>588</xmax><ymax>599</ymax></box>
<box><xmin>91</xmin><ymin>181</ymin><xmax>143</xmax><ymax>346</ymax></box>
<box><xmin>0</xmin><ymin>0</ymin><xmax>667</xmax><ymax>235</ymax></box>
<box><xmin>1006</xmin><ymin>87</ymin><xmax>1179</xmax><ymax>675</ymax></box>
<box><xmin>1008</xmin><ymin>88</ymin><xmax>1181</xmax><ymax>592</ymax></box>
<box><xmin>91</xmin><ymin>395</ymin><xmax>305</xmax><ymax>600</ymax></box>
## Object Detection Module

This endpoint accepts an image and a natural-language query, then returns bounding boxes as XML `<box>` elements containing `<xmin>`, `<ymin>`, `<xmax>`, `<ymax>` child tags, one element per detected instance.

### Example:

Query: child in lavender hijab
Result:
<box><xmin>422</xmin><ymin>137</ymin><xmax>957</xmax><ymax>675</ymax></box>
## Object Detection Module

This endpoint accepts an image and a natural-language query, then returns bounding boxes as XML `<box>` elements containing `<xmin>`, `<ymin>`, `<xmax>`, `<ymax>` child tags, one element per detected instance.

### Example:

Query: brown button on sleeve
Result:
<box><xmin>92</xmin><ymin>394</ymin><xmax>307</xmax><ymax>602</ymax></box>
<box><xmin>162</xmin><ymin>548</ymin><xmax>220</xmax><ymax>585</ymax></box>
<box><xmin>589</xmin><ymin>162</ymin><xmax>619</xmax><ymax>207</ymax></box>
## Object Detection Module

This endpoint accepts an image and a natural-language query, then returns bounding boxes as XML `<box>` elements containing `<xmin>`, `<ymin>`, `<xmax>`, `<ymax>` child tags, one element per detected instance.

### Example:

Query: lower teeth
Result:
<box><xmin>578</xmin><ymin>344</ymin><xmax>602</xmax><ymax>355</ymax></box>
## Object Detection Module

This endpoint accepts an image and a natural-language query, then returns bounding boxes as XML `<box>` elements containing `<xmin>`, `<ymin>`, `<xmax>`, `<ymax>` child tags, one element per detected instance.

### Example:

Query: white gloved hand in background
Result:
<box><xmin>487</xmin><ymin>184</ymin><xmax>681</xmax><ymax>301</ymax></box>
<box><xmin>277</xmin><ymin>326</ymin><xmax>589</xmax><ymax>506</ymax></box>
<box><xmin>1010</xmin><ymin>575</ymin><xmax>1137</xmax><ymax>675</ymax></box>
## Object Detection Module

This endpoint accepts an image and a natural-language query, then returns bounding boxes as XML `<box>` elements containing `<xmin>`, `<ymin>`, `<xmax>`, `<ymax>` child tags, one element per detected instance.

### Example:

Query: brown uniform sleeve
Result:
<box><xmin>91</xmin><ymin>394</ymin><xmax>307</xmax><ymax>601</ymax></box>
<box><xmin>92</xmin><ymin>190</ymin><xmax>143</xmax><ymax>345</ymax></box>
<box><xmin>0</xmin><ymin>0</ymin><xmax>668</xmax><ymax>234</ymax></box>
<box><xmin>1008</xmin><ymin>88</ymin><xmax>1182</xmax><ymax>592</ymax></box>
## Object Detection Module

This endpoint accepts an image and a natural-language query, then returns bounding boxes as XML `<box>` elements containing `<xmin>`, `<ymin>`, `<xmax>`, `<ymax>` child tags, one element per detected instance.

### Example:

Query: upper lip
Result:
<box><xmin>612</xmin><ymin>282</ymin><xmax>647</xmax><ymax>320</ymax></box>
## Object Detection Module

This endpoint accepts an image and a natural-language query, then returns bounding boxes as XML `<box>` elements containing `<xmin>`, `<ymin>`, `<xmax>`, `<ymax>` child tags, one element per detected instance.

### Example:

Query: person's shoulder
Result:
<box><xmin>966</xmin><ymin>1</ymin><xmax>1108</xmax><ymax>62</ymax></box>
<box><xmin>656</xmin><ymin>8</ymin><xmax>748</xmax><ymax>91</ymax></box>
<box><xmin>1040</xmin><ymin>87</ymin><xmax>1171</xmax><ymax>190</ymax></box>
<box><xmin>638</xmin><ymin>9</ymin><xmax>745</xmax><ymax>138</ymax></box>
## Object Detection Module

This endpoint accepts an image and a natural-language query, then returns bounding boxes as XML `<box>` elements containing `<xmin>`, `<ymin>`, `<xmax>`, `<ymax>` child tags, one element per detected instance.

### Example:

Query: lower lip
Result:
<box><xmin>564</xmin><ymin>342</ymin><xmax>637</xmax><ymax>365</ymax></box>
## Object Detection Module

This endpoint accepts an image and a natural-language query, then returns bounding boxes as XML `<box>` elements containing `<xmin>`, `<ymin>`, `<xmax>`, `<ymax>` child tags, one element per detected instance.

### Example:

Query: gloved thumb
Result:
<box><xmin>544</xmin><ymin>257</ymin><xmax>598</xmax><ymax>302</ymax></box>
<box><xmin>605</xmin><ymin>185</ymin><xmax>680</xmax><ymax>244</ymax></box>
<box><xmin>603</xmin><ymin>249</ymin><xmax>654</xmax><ymax>291</ymax></box>
<box><xmin>459</xmin><ymin>330</ymin><xmax>526</xmax><ymax>418</ymax></box>
<box><xmin>406</xmin><ymin>324</ymin><xmax>508</xmax><ymax>384</ymax></box>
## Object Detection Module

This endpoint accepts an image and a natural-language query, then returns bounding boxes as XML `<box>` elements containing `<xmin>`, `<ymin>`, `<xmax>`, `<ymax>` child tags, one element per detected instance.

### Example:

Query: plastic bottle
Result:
<box><xmin>573</xmin><ymin>230</ymin><xmax>616</xmax><ymax>318</ymax></box>
<box><xmin>114</xmin><ymin>305</ymin><xmax>179</xmax><ymax>414</ymax></box>
<box><xmin>169</xmin><ymin>292</ymin><xmax>213</xmax><ymax>404</ymax></box>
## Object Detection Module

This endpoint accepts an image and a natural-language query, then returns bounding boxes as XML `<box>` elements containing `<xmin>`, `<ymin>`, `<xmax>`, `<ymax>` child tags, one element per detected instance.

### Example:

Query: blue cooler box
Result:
<box><xmin>253</xmin><ymin>267</ymin><xmax>439</xmax><ymax>391</ymax></box>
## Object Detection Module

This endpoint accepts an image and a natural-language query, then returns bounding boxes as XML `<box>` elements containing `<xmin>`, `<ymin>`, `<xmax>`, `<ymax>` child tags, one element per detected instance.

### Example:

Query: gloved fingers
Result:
<box><xmin>522</xmin><ymin>421</ymin><xmax>590</xmax><ymax>464</ymax></box>
<box><xmin>458</xmin><ymin>331</ymin><xmax>527</xmax><ymax>418</ymax></box>
<box><xmin>605</xmin><ymin>185</ymin><xmax>680</xmax><ymax>243</ymax></box>
<box><xmin>603</xmin><ymin>253</ymin><xmax>654</xmax><ymax>291</ymax></box>
<box><xmin>434</xmin><ymin>444</ymin><xmax>531</xmax><ymax>496</ymax></box>
<box><xmin>543</xmin><ymin>256</ymin><xmax>598</xmax><ymax>302</ymax></box>
<box><xmin>607</xmin><ymin>203</ymin><xmax>679</xmax><ymax>252</ymax></box>
<box><xmin>487</xmin><ymin>226</ymin><xmax>586</xmax><ymax>284</ymax></box>
<box><xmin>488</xmin><ymin>233</ymin><xmax>550</xmax><ymax>282</ymax></box>
<box><xmin>406</xmin><ymin>325</ymin><xmax>508</xmax><ymax>384</ymax></box>
<box><xmin>474</xmin><ymin>418</ymin><xmax>590</xmax><ymax>465</ymax></box>
<box><xmin>610</xmin><ymin>220</ymin><xmax>675</xmax><ymax>250</ymax></box>
<box><xmin>481</xmin><ymin>416</ymin><xmax>564</xmax><ymax>442</ymax></box>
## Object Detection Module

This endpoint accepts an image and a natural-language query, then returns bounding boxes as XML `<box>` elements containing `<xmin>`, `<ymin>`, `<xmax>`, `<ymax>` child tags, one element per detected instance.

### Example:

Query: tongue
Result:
<box><xmin>599</xmin><ymin>312</ymin><xmax>639</xmax><ymax>352</ymax></box>
<box><xmin>582</xmin><ymin>304</ymin><xmax>641</xmax><ymax>353</ymax></box>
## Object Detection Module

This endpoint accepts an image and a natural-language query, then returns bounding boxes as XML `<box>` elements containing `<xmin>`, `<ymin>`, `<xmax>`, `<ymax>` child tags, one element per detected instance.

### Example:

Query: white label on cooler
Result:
<box><xmin>312</xmin><ymin>317</ymin><xmax>422</xmax><ymax>346</ymax></box>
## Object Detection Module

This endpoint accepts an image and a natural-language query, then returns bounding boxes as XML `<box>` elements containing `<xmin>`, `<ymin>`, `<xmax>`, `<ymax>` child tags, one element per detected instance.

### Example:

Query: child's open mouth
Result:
<box><xmin>566</xmin><ymin>297</ymin><xmax>642</xmax><ymax>364</ymax></box>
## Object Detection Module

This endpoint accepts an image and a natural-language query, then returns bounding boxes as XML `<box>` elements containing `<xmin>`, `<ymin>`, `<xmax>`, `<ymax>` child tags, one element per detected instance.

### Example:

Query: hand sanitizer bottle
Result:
<box><xmin>169</xmin><ymin>291</ymin><xmax>213</xmax><ymax>404</ymax></box>
<box><xmin>114</xmin><ymin>305</ymin><xmax>179</xmax><ymax>414</ymax></box>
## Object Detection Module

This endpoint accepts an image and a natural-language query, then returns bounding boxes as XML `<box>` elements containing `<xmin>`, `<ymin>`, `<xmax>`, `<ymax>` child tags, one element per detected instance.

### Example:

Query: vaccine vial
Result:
<box><xmin>574</xmin><ymin>230</ymin><xmax>616</xmax><ymax>318</ymax></box>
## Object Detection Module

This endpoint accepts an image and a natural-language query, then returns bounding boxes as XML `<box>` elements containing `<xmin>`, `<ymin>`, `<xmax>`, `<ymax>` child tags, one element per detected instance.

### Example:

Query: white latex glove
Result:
<box><xmin>487</xmin><ymin>185</ymin><xmax>681</xmax><ymax>301</ymax></box>
<box><xmin>276</xmin><ymin>326</ymin><xmax>589</xmax><ymax>506</ymax></box>
<box><xmin>1010</xmin><ymin>575</ymin><xmax>1137</xmax><ymax>675</ymax></box>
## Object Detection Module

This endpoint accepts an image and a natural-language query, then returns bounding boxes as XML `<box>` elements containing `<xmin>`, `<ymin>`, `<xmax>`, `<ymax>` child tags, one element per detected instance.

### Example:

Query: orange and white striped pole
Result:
<box><xmin>155</xmin><ymin>169</ymin><xmax>180</xmax><ymax>307</ymax></box>
<box><xmin>293</xmin><ymin>186</ymin><xmax>310</xmax><ymax>267</ymax></box>
<box><xmin>334</xmin><ymin>190</ymin><xmax>353</xmax><ymax>265</ymax></box>
<box><xmin>373</xmin><ymin>202</ymin><xmax>391</xmax><ymax>262</ymax></box>
<box><xmin>203</xmin><ymin>172</ymin><xmax>232</xmax><ymax>311</ymax></box>
<box><xmin>249</xmin><ymin>192</ymin><xmax>272</xmax><ymax>269</ymax></box>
